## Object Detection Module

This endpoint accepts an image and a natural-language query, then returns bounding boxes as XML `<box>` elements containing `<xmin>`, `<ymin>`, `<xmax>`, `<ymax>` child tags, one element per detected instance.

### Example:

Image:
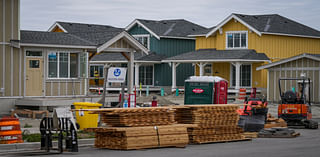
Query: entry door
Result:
<box><xmin>26</xmin><ymin>58</ymin><xmax>43</xmax><ymax>96</ymax></box>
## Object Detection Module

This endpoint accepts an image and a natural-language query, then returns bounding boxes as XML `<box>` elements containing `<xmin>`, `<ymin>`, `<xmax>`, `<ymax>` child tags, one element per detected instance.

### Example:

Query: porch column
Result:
<box><xmin>134</xmin><ymin>63</ymin><xmax>140</xmax><ymax>87</ymax></box>
<box><xmin>235</xmin><ymin>62</ymin><xmax>242</xmax><ymax>90</ymax></box>
<box><xmin>171</xmin><ymin>62</ymin><xmax>180</xmax><ymax>90</ymax></box>
<box><xmin>199</xmin><ymin>62</ymin><xmax>204</xmax><ymax>76</ymax></box>
<box><xmin>128</xmin><ymin>51</ymin><xmax>135</xmax><ymax>94</ymax></box>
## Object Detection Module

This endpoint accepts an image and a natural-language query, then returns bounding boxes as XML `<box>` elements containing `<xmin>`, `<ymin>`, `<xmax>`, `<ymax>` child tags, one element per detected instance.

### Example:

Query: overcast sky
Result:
<box><xmin>21</xmin><ymin>0</ymin><xmax>320</xmax><ymax>31</ymax></box>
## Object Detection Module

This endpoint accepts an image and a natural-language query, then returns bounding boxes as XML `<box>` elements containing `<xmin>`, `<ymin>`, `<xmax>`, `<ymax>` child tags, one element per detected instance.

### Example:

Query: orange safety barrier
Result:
<box><xmin>238</xmin><ymin>88</ymin><xmax>247</xmax><ymax>100</ymax></box>
<box><xmin>0</xmin><ymin>117</ymin><xmax>23</xmax><ymax>144</ymax></box>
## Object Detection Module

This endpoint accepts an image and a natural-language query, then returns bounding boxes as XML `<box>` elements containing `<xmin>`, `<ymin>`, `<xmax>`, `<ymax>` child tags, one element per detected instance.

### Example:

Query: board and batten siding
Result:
<box><xmin>0</xmin><ymin>0</ymin><xmax>21</xmax><ymax>97</ymax></box>
<box><xmin>267</xmin><ymin>58</ymin><xmax>320</xmax><ymax>103</ymax></box>
<box><xmin>128</xmin><ymin>24</ymin><xmax>195</xmax><ymax>86</ymax></box>
<box><xmin>195</xmin><ymin>19</ymin><xmax>320</xmax><ymax>89</ymax></box>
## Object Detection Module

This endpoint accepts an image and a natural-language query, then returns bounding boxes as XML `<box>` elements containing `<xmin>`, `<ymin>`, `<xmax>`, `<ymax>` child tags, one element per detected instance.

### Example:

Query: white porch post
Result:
<box><xmin>172</xmin><ymin>62</ymin><xmax>180</xmax><ymax>90</ymax></box>
<box><xmin>134</xmin><ymin>63</ymin><xmax>140</xmax><ymax>87</ymax></box>
<box><xmin>128</xmin><ymin>51</ymin><xmax>135</xmax><ymax>94</ymax></box>
<box><xmin>235</xmin><ymin>62</ymin><xmax>242</xmax><ymax>90</ymax></box>
<box><xmin>199</xmin><ymin>62</ymin><xmax>204</xmax><ymax>76</ymax></box>
<box><xmin>172</xmin><ymin>62</ymin><xmax>176</xmax><ymax>90</ymax></box>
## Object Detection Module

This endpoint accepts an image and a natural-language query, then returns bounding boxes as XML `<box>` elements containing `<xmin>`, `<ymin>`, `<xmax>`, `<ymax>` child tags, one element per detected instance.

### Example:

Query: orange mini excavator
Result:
<box><xmin>278</xmin><ymin>78</ymin><xmax>318</xmax><ymax>129</ymax></box>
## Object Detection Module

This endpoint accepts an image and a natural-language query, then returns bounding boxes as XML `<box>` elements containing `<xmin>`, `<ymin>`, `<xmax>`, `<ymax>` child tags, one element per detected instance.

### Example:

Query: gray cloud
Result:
<box><xmin>21</xmin><ymin>0</ymin><xmax>320</xmax><ymax>31</ymax></box>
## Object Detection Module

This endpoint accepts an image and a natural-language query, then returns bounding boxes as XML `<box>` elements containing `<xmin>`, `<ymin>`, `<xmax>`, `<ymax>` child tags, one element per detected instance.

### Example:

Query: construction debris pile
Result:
<box><xmin>85</xmin><ymin>107</ymin><xmax>190</xmax><ymax>150</ymax></box>
<box><xmin>175</xmin><ymin>105</ymin><xmax>245</xmax><ymax>144</ymax></box>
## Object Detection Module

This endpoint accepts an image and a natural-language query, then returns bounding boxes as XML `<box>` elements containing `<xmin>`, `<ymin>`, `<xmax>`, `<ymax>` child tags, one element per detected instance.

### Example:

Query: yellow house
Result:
<box><xmin>164</xmin><ymin>13</ymin><xmax>320</xmax><ymax>92</ymax></box>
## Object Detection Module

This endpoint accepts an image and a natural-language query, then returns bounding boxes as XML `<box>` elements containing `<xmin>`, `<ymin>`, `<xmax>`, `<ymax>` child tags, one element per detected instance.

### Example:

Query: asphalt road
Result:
<box><xmin>4</xmin><ymin>128</ymin><xmax>320</xmax><ymax>157</ymax></box>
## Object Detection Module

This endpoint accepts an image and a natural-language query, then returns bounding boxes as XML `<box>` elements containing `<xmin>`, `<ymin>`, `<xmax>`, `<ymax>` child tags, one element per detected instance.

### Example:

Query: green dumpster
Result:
<box><xmin>184</xmin><ymin>76</ymin><xmax>215</xmax><ymax>104</ymax></box>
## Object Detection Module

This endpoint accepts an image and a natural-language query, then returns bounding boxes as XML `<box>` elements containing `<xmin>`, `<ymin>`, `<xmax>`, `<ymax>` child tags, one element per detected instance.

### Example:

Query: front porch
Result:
<box><xmin>162</xmin><ymin>49</ymin><xmax>270</xmax><ymax>91</ymax></box>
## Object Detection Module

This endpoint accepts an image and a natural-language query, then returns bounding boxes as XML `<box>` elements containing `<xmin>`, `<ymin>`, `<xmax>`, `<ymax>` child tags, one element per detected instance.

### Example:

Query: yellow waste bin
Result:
<box><xmin>73</xmin><ymin>102</ymin><xmax>102</xmax><ymax>130</ymax></box>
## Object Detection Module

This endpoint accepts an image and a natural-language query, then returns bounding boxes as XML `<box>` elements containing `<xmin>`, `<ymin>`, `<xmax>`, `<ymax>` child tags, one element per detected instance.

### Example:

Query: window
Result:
<box><xmin>26</xmin><ymin>51</ymin><xmax>42</xmax><ymax>56</ymax></box>
<box><xmin>139</xmin><ymin>65</ymin><xmax>153</xmax><ymax>86</ymax></box>
<box><xmin>204</xmin><ymin>64</ymin><xmax>212</xmax><ymax>76</ymax></box>
<box><xmin>226</xmin><ymin>31</ymin><xmax>247</xmax><ymax>49</ymax></box>
<box><xmin>231</xmin><ymin>64</ymin><xmax>251</xmax><ymax>87</ymax></box>
<box><xmin>133</xmin><ymin>35</ymin><xmax>149</xmax><ymax>49</ymax></box>
<box><xmin>48</xmin><ymin>52</ymin><xmax>83</xmax><ymax>78</ymax></box>
<box><xmin>90</xmin><ymin>65</ymin><xmax>104</xmax><ymax>78</ymax></box>
<box><xmin>29</xmin><ymin>60</ymin><xmax>40</xmax><ymax>68</ymax></box>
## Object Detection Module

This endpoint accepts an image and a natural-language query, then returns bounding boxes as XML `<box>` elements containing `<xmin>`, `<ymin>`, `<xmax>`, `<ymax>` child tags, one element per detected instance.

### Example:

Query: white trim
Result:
<box><xmin>90</xmin><ymin>60</ymin><xmax>128</xmax><ymax>64</ymax></box>
<box><xmin>23</xmin><ymin>47</ymin><xmax>26</xmax><ymax>96</ymax></box>
<box><xmin>159</xmin><ymin>36</ymin><xmax>195</xmax><ymax>40</ymax></box>
<box><xmin>20</xmin><ymin>43</ymin><xmax>96</xmax><ymax>49</ymax></box>
<box><xmin>162</xmin><ymin>59</ymin><xmax>270</xmax><ymax>63</ymax></box>
<box><xmin>19</xmin><ymin>47</ymin><xmax>21</xmax><ymax>96</ymax></box>
<box><xmin>225</xmin><ymin>31</ymin><xmax>248</xmax><ymax>49</ymax></box>
<box><xmin>11</xmin><ymin>0</ymin><xmax>13</xmax><ymax>39</ymax></box>
<box><xmin>188</xmin><ymin>34</ymin><xmax>206</xmax><ymax>37</ymax></box>
<box><xmin>47</xmin><ymin>22</ymin><xmax>68</xmax><ymax>33</ymax></box>
<box><xmin>10</xmin><ymin>47</ymin><xmax>13</xmax><ymax>96</ymax></box>
<box><xmin>206</xmin><ymin>14</ymin><xmax>262</xmax><ymax>37</ymax></box>
<box><xmin>0</xmin><ymin>42</ymin><xmax>10</xmax><ymax>44</ymax></box>
<box><xmin>97</xmin><ymin>31</ymin><xmax>149</xmax><ymax>54</ymax></box>
<box><xmin>267</xmin><ymin>70</ymin><xmax>270</xmax><ymax>101</ymax></box>
<box><xmin>2</xmin><ymin>0</ymin><xmax>5</xmax><ymax>96</ymax></box>
<box><xmin>132</xmin><ymin>34</ymin><xmax>150</xmax><ymax>49</ymax></box>
<box><xmin>18</xmin><ymin>0</ymin><xmax>20</xmax><ymax>40</ymax></box>
<box><xmin>42</xmin><ymin>50</ymin><xmax>46</xmax><ymax>96</ymax></box>
<box><xmin>125</xmin><ymin>19</ymin><xmax>160</xmax><ymax>40</ymax></box>
<box><xmin>261</xmin><ymin>32</ymin><xmax>320</xmax><ymax>39</ymax></box>
<box><xmin>256</xmin><ymin>53</ymin><xmax>320</xmax><ymax>70</ymax></box>
<box><xmin>269</xmin><ymin>67</ymin><xmax>320</xmax><ymax>71</ymax></box>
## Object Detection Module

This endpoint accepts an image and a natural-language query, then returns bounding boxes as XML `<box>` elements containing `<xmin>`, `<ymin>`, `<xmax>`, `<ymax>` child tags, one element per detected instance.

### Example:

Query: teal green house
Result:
<box><xmin>125</xmin><ymin>19</ymin><xmax>208</xmax><ymax>89</ymax></box>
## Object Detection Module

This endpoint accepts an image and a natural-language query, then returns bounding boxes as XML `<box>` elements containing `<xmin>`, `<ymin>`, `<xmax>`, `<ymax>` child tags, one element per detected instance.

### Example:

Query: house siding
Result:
<box><xmin>0</xmin><ymin>0</ymin><xmax>20</xmax><ymax>97</ymax></box>
<box><xmin>128</xmin><ymin>24</ymin><xmax>195</xmax><ymax>86</ymax></box>
<box><xmin>195</xmin><ymin>20</ymin><xmax>320</xmax><ymax>88</ymax></box>
<box><xmin>267</xmin><ymin>58</ymin><xmax>320</xmax><ymax>103</ymax></box>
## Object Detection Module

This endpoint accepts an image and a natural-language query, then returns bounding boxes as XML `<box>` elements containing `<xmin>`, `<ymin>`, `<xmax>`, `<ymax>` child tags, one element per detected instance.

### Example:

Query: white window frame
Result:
<box><xmin>230</xmin><ymin>63</ymin><xmax>252</xmax><ymax>88</ymax></box>
<box><xmin>132</xmin><ymin>34</ymin><xmax>150</xmax><ymax>50</ymax></box>
<box><xmin>139</xmin><ymin>64</ymin><xmax>154</xmax><ymax>86</ymax></box>
<box><xmin>47</xmin><ymin>51</ymin><xmax>81</xmax><ymax>79</ymax></box>
<box><xmin>225</xmin><ymin>31</ymin><xmax>248</xmax><ymax>49</ymax></box>
<box><xmin>89</xmin><ymin>64</ymin><xmax>104</xmax><ymax>79</ymax></box>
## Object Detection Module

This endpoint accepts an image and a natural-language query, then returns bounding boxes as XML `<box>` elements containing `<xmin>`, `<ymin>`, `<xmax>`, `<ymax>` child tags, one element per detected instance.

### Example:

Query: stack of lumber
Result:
<box><xmin>84</xmin><ymin>107</ymin><xmax>192</xmax><ymax>150</ymax></box>
<box><xmin>85</xmin><ymin>124</ymin><xmax>190</xmax><ymax>150</ymax></box>
<box><xmin>264</xmin><ymin>114</ymin><xmax>287</xmax><ymax>128</ymax></box>
<box><xmin>91</xmin><ymin>107</ymin><xmax>176</xmax><ymax>127</ymax></box>
<box><xmin>174</xmin><ymin>105</ymin><xmax>245</xmax><ymax>144</ymax></box>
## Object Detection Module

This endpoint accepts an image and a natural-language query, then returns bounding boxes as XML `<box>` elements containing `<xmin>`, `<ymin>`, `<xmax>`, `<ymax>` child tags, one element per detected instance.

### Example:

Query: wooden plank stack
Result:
<box><xmin>174</xmin><ymin>105</ymin><xmax>245</xmax><ymax>144</ymax></box>
<box><xmin>264</xmin><ymin>114</ymin><xmax>287</xmax><ymax>128</ymax></box>
<box><xmin>85</xmin><ymin>107</ymin><xmax>190</xmax><ymax>150</ymax></box>
<box><xmin>91</xmin><ymin>107</ymin><xmax>176</xmax><ymax>127</ymax></box>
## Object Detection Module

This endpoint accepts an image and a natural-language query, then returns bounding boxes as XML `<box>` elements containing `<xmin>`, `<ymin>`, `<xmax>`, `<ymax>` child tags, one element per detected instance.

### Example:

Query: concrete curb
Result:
<box><xmin>0</xmin><ymin>138</ymin><xmax>94</xmax><ymax>154</ymax></box>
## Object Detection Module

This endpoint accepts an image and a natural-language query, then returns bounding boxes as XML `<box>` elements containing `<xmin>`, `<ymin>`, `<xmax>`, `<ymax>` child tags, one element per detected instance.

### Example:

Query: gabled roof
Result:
<box><xmin>49</xmin><ymin>21</ymin><xmax>124</xmax><ymax>46</ymax></box>
<box><xmin>125</xmin><ymin>19</ymin><xmax>208</xmax><ymax>39</ymax></box>
<box><xmin>162</xmin><ymin>49</ymin><xmax>270</xmax><ymax>63</ymax></box>
<box><xmin>20</xmin><ymin>30</ymin><xmax>96</xmax><ymax>48</ymax></box>
<box><xmin>257</xmin><ymin>53</ymin><xmax>320</xmax><ymax>70</ymax></box>
<box><xmin>205</xmin><ymin>13</ymin><xmax>320</xmax><ymax>39</ymax></box>
<box><xmin>189</xmin><ymin>26</ymin><xmax>215</xmax><ymax>37</ymax></box>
